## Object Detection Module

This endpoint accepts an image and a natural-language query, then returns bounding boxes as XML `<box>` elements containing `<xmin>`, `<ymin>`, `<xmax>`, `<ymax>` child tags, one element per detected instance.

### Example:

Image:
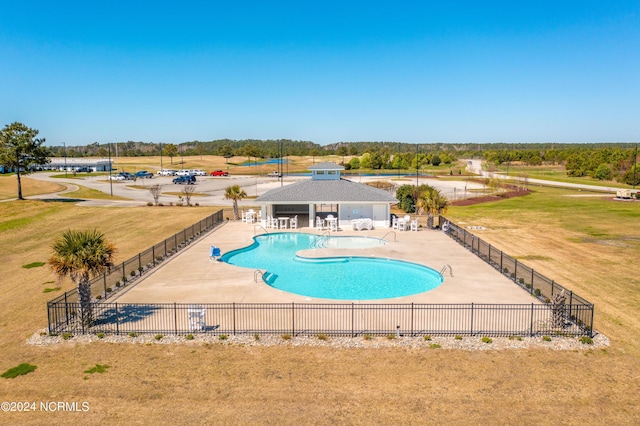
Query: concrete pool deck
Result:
<box><xmin>114</xmin><ymin>221</ymin><xmax>540</xmax><ymax>305</ymax></box>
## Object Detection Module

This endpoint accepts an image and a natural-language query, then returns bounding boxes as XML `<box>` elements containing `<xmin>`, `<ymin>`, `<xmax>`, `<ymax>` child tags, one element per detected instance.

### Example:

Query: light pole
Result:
<box><xmin>63</xmin><ymin>142</ymin><xmax>67</xmax><ymax>178</ymax></box>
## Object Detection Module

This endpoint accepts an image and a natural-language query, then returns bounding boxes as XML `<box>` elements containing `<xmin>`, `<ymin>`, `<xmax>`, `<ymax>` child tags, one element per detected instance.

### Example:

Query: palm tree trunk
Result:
<box><xmin>232</xmin><ymin>200</ymin><xmax>239</xmax><ymax>220</ymax></box>
<box><xmin>78</xmin><ymin>275</ymin><xmax>93</xmax><ymax>328</ymax></box>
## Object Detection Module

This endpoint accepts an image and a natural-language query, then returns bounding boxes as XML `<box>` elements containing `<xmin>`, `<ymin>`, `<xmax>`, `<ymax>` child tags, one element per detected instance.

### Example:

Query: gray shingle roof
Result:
<box><xmin>308</xmin><ymin>162</ymin><xmax>344</xmax><ymax>171</ymax></box>
<box><xmin>256</xmin><ymin>178</ymin><xmax>397</xmax><ymax>203</ymax></box>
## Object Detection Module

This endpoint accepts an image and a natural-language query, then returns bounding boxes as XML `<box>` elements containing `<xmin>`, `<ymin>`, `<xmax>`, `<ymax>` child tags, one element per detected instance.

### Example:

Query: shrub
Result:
<box><xmin>96</xmin><ymin>333</ymin><xmax>105</xmax><ymax>339</ymax></box>
<box><xmin>158</xmin><ymin>202</ymin><xmax>164</xmax><ymax>206</ymax></box>
<box><xmin>503</xmin><ymin>267</ymin><xmax>509</xmax><ymax>274</ymax></box>
<box><xmin>43</xmin><ymin>287</ymin><xmax>61</xmax><ymax>293</ymax></box>
<box><xmin>545</xmin><ymin>297</ymin><xmax>551</xmax><ymax>303</ymax></box>
<box><xmin>519</xmin><ymin>278</ymin><xmax>525</xmax><ymax>284</ymax></box>
<box><xmin>423</xmin><ymin>335</ymin><xmax>432</xmax><ymax>341</ymax></box>
<box><xmin>154</xmin><ymin>334</ymin><xmax>163</xmax><ymax>340</ymax></box>
<box><xmin>185</xmin><ymin>334</ymin><xmax>194</xmax><ymax>340</ymax></box>
<box><xmin>317</xmin><ymin>334</ymin><xmax>329</xmax><ymax>341</ymax></box>
<box><xmin>62</xmin><ymin>332</ymin><xmax>73</xmax><ymax>340</ymax></box>
<box><xmin>84</xmin><ymin>364</ymin><xmax>110</xmax><ymax>374</ymax></box>
<box><xmin>363</xmin><ymin>333</ymin><xmax>372</xmax><ymax>341</ymax></box>
<box><xmin>510</xmin><ymin>273</ymin><xmax>516</xmax><ymax>280</ymax></box>
<box><xmin>481</xmin><ymin>337</ymin><xmax>493</xmax><ymax>344</ymax></box>
<box><xmin>147</xmin><ymin>201</ymin><xmax>153</xmax><ymax>206</ymax></box>
<box><xmin>386</xmin><ymin>334</ymin><xmax>396</xmax><ymax>340</ymax></box>
<box><xmin>542</xmin><ymin>335</ymin><xmax>552</xmax><ymax>342</ymax></box>
<box><xmin>128</xmin><ymin>332</ymin><xmax>138</xmax><ymax>338</ymax></box>
<box><xmin>138</xmin><ymin>266</ymin><xmax>144</xmax><ymax>273</ymax></box>
<box><xmin>96</xmin><ymin>295</ymin><xmax>102</xmax><ymax>300</ymax></box>
<box><xmin>23</xmin><ymin>261</ymin><xmax>46</xmax><ymax>269</ymax></box>
<box><xmin>281</xmin><ymin>334</ymin><xmax>292</xmax><ymax>341</ymax></box>
<box><xmin>106</xmin><ymin>287</ymin><xmax>112</xmax><ymax>292</ymax></box>
<box><xmin>534</xmin><ymin>288</ymin><xmax>541</xmax><ymax>297</ymax></box>
<box><xmin>454</xmin><ymin>335</ymin><xmax>463</xmax><ymax>340</ymax></box>
<box><xmin>429</xmin><ymin>343</ymin><xmax>441</xmax><ymax>349</ymax></box>
<box><xmin>526</xmin><ymin>283</ymin><xmax>532</xmax><ymax>289</ymax></box>
<box><xmin>130</xmin><ymin>270</ymin><xmax>136</xmax><ymax>277</ymax></box>
<box><xmin>253</xmin><ymin>333</ymin><xmax>260</xmax><ymax>341</ymax></box>
<box><xmin>580</xmin><ymin>336</ymin><xmax>594</xmax><ymax>345</ymax></box>
<box><xmin>219</xmin><ymin>334</ymin><xmax>228</xmax><ymax>340</ymax></box>
<box><xmin>508</xmin><ymin>335</ymin><xmax>523</xmax><ymax>341</ymax></box>
<box><xmin>122</xmin><ymin>276</ymin><xmax>127</xmax><ymax>283</ymax></box>
<box><xmin>1</xmin><ymin>363</ymin><xmax>37</xmax><ymax>378</ymax></box>
<box><xmin>115</xmin><ymin>281</ymin><xmax>121</xmax><ymax>288</ymax></box>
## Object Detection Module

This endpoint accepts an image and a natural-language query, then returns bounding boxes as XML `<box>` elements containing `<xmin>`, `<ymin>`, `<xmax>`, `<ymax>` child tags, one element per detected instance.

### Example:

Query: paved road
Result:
<box><xmin>25</xmin><ymin>171</ymin><xmax>488</xmax><ymax>207</ymax></box>
<box><xmin>465</xmin><ymin>159</ymin><xmax>620</xmax><ymax>194</ymax></box>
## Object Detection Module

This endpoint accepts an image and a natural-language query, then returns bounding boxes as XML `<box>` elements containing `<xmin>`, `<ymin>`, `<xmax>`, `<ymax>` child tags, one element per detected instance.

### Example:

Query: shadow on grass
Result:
<box><xmin>40</xmin><ymin>198</ymin><xmax>86</xmax><ymax>203</ymax></box>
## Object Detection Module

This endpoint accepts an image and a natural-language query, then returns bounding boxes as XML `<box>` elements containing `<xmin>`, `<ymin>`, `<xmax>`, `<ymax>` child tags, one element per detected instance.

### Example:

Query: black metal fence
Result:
<box><xmin>46</xmin><ymin>211</ymin><xmax>594</xmax><ymax>338</ymax></box>
<box><xmin>47</xmin><ymin>209</ymin><xmax>225</xmax><ymax>310</ymax></box>
<box><xmin>47</xmin><ymin>302</ymin><xmax>593</xmax><ymax>337</ymax></box>
<box><xmin>441</xmin><ymin>217</ymin><xmax>594</xmax><ymax>335</ymax></box>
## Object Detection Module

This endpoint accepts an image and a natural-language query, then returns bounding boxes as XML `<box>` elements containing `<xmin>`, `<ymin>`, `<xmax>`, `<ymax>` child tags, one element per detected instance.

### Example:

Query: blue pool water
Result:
<box><xmin>221</xmin><ymin>233</ymin><xmax>443</xmax><ymax>300</ymax></box>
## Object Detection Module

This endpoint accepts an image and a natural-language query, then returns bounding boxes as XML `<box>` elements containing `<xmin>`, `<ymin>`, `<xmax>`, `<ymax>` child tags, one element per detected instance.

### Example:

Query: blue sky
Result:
<box><xmin>1</xmin><ymin>1</ymin><xmax>639</xmax><ymax>146</ymax></box>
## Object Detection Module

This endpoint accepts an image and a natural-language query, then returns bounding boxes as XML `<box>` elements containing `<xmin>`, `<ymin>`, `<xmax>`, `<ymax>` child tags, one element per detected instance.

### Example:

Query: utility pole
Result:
<box><xmin>108</xmin><ymin>143</ymin><xmax>113</xmax><ymax>196</ymax></box>
<box><xmin>415</xmin><ymin>143</ymin><xmax>419</xmax><ymax>187</ymax></box>
<box><xmin>633</xmin><ymin>143</ymin><xmax>638</xmax><ymax>189</ymax></box>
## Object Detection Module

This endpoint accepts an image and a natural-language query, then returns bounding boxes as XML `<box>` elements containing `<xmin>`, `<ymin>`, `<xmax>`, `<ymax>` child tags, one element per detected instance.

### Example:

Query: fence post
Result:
<box><xmin>164</xmin><ymin>239</ymin><xmax>167</xmax><ymax>257</ymax></box>
<box><xmin>569</xmin><ymin>291</ymin><xmax>574</xmax><ymax>321</ymax></box>
<box><xmin>291</xmin><ymin>303</ymin><xmax>295</xmax><ymax>336</ymax></box>
<box><xmin>138</xmin><ymin>253</ymin><xmax>142</xmax><ymax>272</ymax></box>
<box><xmin>410</xmin><ymin>303</ymin><xmax>414</xmax><ymax>336</ymax></box>
<box><xmin>64</xmin><ymin>292</ymin><xmax>69</xmax><ymax>326</ymax></box>
<box><xmin>530</xmin><ymin>303</ymin><xmax>534</xmax><ymax>336</ymax></box>
<box><xmin>351</xmin><ymin>303</ymin><xmax>355</xmax><ymax>338</ymax></box>
<box><xmin>531</xmin><ymin>269</ymin><xmax>535</xmax><ymax>291</ymax></box>
<box><xmin>589</xmin><ymin>304</ymin><xmax>595</xmax><ymax>337</ymax></box>
<box><xmin>103</xmin><ymin>273</ymin><xmax>107</xmax><ymax>299</ymax></box>
<box><xmin>470</xmin><ymin>303</ymin><xmax>474</xmax><ymax>336</ymax></box>
<box><xmin>500</xmin><ymin>251</ymin><xmax>503</xmax><ymax>273</ymax></box>
<box><xmin>47</xmin><ymin>302</ymin><xmax>52</xmax><ymax>334</ymax></box>
<box><xmin>122</xmin><ymin>262</ymin><xmax>125</xmax><ymax>283</ymax></box>
<box><xmin>115</xmin><ymin>303</ymin><xmax>119</xmax><ymax>335</ymax></box>
<box><xmin>551</xmin><ymin>280</ymin><xmax>555</xmax><ymax>296</ymax></box>
<box><xmin>233</xmin><ymin>302</ymin><xmax>236</xmax><ymax>335</ymax></box>
<box><xmin>174</xmin><ymin>302</ymin><xmax>178</xmax><ymax>335</ymax></box>
<box><xmin>514</xmin><ymin>260</ymin><xmax>518</xmax><ymax>283</ymax></box>
<box><xmin>152</xmin><ymin>246</ymin><xmax>156</xmax><ymax>267</ymax></box>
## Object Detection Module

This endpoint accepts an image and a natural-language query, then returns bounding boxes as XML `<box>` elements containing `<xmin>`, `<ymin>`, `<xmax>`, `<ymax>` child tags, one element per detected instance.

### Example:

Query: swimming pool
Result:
<box><xmin>221</xmin><ymin>233</ymin><xmax>443</xmax><ymax>300</ymax></box>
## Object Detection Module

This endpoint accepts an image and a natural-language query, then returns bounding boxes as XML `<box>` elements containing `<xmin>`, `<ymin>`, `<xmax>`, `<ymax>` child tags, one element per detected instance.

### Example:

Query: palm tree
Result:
<box><xmin>224</xmin><ymin>185</ymin><xmax>247</xmax><ymax>220</ymax></box>
<box><xmin>49</xmin><ymin>229</ymin><xmax>116</xmax><ymax>327</ymax></box>
<box><xmin>419</xmin><ymin>186</ymin><xmax>449</xmax><ymax>228</ymax></box>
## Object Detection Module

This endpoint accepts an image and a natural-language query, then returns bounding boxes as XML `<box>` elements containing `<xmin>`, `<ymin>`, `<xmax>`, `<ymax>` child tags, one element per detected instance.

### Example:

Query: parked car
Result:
<box><xmin>172</xmin><ymin>175</ymin><xmax>196</xmax><ymax>185</ymax></box>
<box><xmin>267</xmin><ymin>171</ymin><xmax>282</xmax><ymax>177</ymax></box>
<box><xmin>157</xmin><ymin>169</ymin><xmax>177</xmax><ymax>176</ymax></box>
<box><xmin>118</xmin><ymin>172</ymin><xmax>134</xmax><ymax>180</ymax></box>
<box><xmin>135</xmin><ymin>170</ymin><xmax>153</xmax><ymax>179</ymax></box>
<box><xmin>190</xmin><ymin>169</ymin><xmax>206</xmax><ymax>176</ymax></box>
<box><xmin>176</xmin><ymin>170</ymin><xmax>193</xmax><ymax>176</ymax></box>
<box><xmin>210</xmin><ymin>170</ymin><xmax>229</xmax><ymax>176</ymax></box>
<box><xmin>109</xmin><ymin>175</ymin><xmax>125</xmax><ymax>181</ymax></box>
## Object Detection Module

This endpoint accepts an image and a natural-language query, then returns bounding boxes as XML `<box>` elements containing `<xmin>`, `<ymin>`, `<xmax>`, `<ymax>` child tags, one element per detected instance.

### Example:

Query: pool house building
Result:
<box><xmin>255</xmin><ymin>162</ymin><xmax>397</xmax><ymax>229</ymax></box>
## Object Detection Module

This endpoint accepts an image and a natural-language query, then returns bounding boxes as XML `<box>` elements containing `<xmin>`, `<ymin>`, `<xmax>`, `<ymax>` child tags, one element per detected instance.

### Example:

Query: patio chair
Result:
<box><xmin>316</xmin><ymin>216</ymin><xmax>324</xmax><ymax>230</ymax></box>
<box><xmin>209</xmin><ymin>245</ymin><xmax>221</xmax><ymax>261</ymax></box>
<box><xmin>270</xmin><ymin>217</ymin><xmax>278</xmax><ymax>229</ymax></box>
<box><xmin>188</xmin><ymin>306</ymin><xmax>206</xmax><ymax>331</ymax></box>
<box><xmin>290</xmin><ymin>215</ymin><xmax>298</xmax><ymax>229</ymax></box>
<box><xmin>410</xmin><ymin>219</ymin><xmax>418</xmax><ymax>231</ymax></box>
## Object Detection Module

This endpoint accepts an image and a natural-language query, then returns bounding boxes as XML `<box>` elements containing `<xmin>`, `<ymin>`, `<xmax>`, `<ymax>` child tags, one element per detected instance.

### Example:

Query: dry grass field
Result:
<box><xmin>0</xmin><ymin>175</ymin><xmax>639</xmax><ymax>424</ymax></box>
<box><xmin>0</xmin><ymin>176</ymin><xmax>65</xmax><ymax>200</ymax></box>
